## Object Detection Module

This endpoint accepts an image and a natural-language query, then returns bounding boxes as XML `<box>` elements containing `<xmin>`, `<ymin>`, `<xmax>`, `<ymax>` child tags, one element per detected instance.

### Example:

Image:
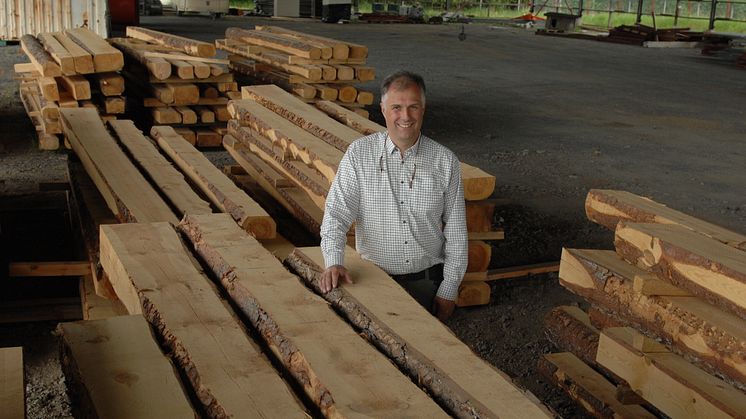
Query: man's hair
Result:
<box><xmin>380</xmin><ymin>70</ymin><xmax>426</xmax><ymax>102</ymax></box>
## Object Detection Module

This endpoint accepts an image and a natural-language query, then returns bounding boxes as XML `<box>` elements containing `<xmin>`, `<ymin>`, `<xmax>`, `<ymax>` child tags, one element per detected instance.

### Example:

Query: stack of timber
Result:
<box><xmin>540</xmin><ymin>189</ymin><xmax>746</xmax><ymax>418</ymax></box>
<box><xmin>224</xmin><ymin>84</ymin><xmax>501</xmax><ymax>306</ymax></box>
<box><xmin>15</xmin><ymin>28</ymin><xmax>125</xmax><ymax>150</ymax></box>
<box><xmin>601</xmin><ymin>24</ymin><xmax>657</xmax><ymax>45</ymax></box>
<box><xmin>58</xmin><ymin>107</ymin><xmax>274</xmax><ymax>316</ymax></box>
<box><xmin>217</xmin><ymin>25</ymin><xmax>375</xmax><ymax>117</ymax></box>
<box><xmin>110</xmin><ymin>27</ymin><xmax>236</xmax><ymax>147</ymax></box>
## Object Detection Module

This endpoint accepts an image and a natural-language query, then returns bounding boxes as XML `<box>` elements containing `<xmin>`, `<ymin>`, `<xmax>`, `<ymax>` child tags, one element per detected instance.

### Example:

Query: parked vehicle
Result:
<box><xmin>140</xmin><ymin>0</ymin><xmax>164</xmax><ymax>15</ymax></box>
<box><xmin>174</xmin><ymin>0</ymin><xmax>229</xmax><ymax>18</ymax></box>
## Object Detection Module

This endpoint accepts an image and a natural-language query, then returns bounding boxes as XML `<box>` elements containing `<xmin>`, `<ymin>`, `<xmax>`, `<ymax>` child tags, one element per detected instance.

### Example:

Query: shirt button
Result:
<box><xmin>401</xmin><ymin>180</ymin><xmax>404</xmax><ymax>184</ymax></box>
<box><xmin>406</xmin><ymin>260</ymin><xmax>410</xmax><ymax>263</ymax></box>
<box><xmin>400</xmin><ymin>201</ymin><xmax>404</xmax><ymax>204</ymax></box>
<box><xmin>403</xmin><ymin>221</ymin><xmax>406</xmax><ymax>224</ymax></box>
<box><xmin>404</xmin><ymin>241</ymin><xmax>408</xmax><ymax>244</ymax></box>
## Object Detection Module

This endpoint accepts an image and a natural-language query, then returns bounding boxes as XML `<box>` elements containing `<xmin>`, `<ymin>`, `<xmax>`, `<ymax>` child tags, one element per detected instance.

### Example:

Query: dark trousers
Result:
<box><xmin>391</xmin><ymin>264</ymin><xmax>444</xmax><ymax>312</ymax></box>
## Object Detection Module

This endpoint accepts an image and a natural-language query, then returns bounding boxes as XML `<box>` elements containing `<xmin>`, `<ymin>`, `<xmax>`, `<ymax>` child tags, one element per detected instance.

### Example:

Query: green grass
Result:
<box><xmin>580</xmin><ymin>13</ymin><xmax>746</xmax><ymax>32</ymax></box>
<box><xmin>229</xmin><ymin>0</ymin><xmax>254</xmax><ymax>9</ymax></box>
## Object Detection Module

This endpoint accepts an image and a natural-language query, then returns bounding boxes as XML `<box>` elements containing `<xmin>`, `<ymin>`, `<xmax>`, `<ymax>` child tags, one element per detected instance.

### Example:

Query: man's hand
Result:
<box><xmin>319</xmin><ymin>265</ymin><xmax>353</xmax><ymax>293</ymax></box>
<box><xmin>434</xmin><ymin>296</ymin><xmax>456</xmax><ymax>322</ymax></box>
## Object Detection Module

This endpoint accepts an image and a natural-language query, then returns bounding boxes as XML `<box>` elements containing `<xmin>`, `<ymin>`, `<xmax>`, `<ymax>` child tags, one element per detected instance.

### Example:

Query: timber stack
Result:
<box><xmin>110</xmin><ymin>27</ymin><xmax>237</xmax><ymax>147</ymax></box>
<box><xmin>58</xmin><ymin>107</ymin><xmax>274</xmax><ymax>308</ymax></box>
<box><xmin>217</xmin><ymin>25</ymin><xmax>376</xmax><ymax>118</ymax></box>
<box><xmin>223</xmin><ymin>84</ymin><xmax>503</xmax><ymax>306</ymax></box>
<box><xmin>16</xmin><ymin>28</ymin><xmax>125</xmax><ymax>150</ymax></box>
<box><xmin>55</xmin><ymin>108</ymin><xmax>552</xmax><ymax>418</ymax></box>
<box><xmin>540</xmin><ymin>189</ymin><xmax>746</xmax><ymax>418</ymax></box>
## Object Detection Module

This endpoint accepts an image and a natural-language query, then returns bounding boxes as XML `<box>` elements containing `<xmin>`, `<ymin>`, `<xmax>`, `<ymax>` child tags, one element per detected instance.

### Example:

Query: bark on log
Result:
<box><xmin>241</xmin><ymin>84</ymin><xmax>362</xmax><ymax>152</ymax></box>
<box><xmin>126</xmin><ymin>26</ymin><xmax>216</xmax><ymax>57</ymax></box>
<box><xmin>227</xmin><ymin>121</ymin><xmax>330</xmax><ymax>201</ymax></box>
<box><xmin>225</xmin><ymin>28</ymin><xmax>328</xmax><ymax>60</ymax></box>
<box><xmin>151</xmin><ymin>126</ymin><xmax>275</xmax><ymax>238</ymax></box>
<box><xmin>286</xmin><ymin>246</ymin><xmax>553</xmax><ymax>419</ymax></box>
<box><xmin>178</xmin><ymin>213</ymin><xmax>447</xmax><ymax>418</ymax></box>
<box><xmin>99</xmin><ymin>223</ymin><xmax>304</xmax><ymax>418</ymax></box>
<box><xmin>597</xmin><ymin>327</ymin><xmax>746</xmax><ymax>419</ymax></box>
<box><xmin>560</xmin><ymin>247</ymin><xmax>746</xmax><ymax>390</ymax></box>
<box><xmin>228</xmin><ymin>100</ymin><xmax>342</xmax><ymax>183</ymax></box>
<box><xmin>586</xmin><ymin>189</ymin><xmax>746</xmax><ymax>251</ymax></box>
<box><xmin>21</xmin><ymin>34</ymin><xmax>61</xmax><ymax>77</ymax></box>
<box><xmin>615</xmin><ymin>221</ymin><xmax>746</xmax><ymax>319</ymax></box>
<box><xmin>544</xmin><ymin>306</ymin><xmax>601</xmax><ymax>368</ymax></box>
<box><xmin>537</xmin><ymin>352</ymin><xmax>656</xmax><ymax>419</ymax></box>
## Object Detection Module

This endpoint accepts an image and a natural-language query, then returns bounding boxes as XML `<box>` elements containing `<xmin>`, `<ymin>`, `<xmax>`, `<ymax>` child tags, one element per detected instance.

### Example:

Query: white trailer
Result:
<box><xmin>174</xmin><ymin>0</ymin><xmax>229</xmax><ymax>18</ymax></box>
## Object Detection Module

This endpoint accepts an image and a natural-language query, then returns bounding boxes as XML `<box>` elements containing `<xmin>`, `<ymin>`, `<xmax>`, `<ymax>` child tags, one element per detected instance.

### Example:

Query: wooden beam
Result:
<box><xmin>223</xmin><ymin>136</ymin><xmax>323</xmax><ymax>235</ymax></box>
<box><xmin>226</xmin><ymin>27</ymin><xmax>330</xmax><ymax>60</ymax></box>
<box><xmin>586</xmin><ymin>189</ymin><xmax>746</xmax><ymax>251</ymax></box>
<box><xmin>151</xmin><ymin>126</ymin><xmax>275</xmax><ymax>239</ymax></box>
<box><xmin>227</xmin><ymin>122</ymin><xmax>330</xmax><ymax>206</ymax></box>
<box><xmin>559</xmin><ymin>248</ymin><xmax>746</xmax><ymax>390</ymax></box>
<box><xmin>456</xmin><ymin>281</ymin><xmax>490</xmax><ymax>307</ymax></box>
<box><xmin>37</xmin><ymin>32</ymin><xmax>75</xmax><ymax>75</ymax></box>
<box><xmin>8</xmin><ymin>261</ymin><xmax>90</xmax><ymax>277</ymax></box>
<box><xmin>286</xmin><ymin>246</ymin><xmax>553</xmax><ymax>418</ymax></box>
<box><xmin>254</xmin><ymin>25</ymin><xmax>366</xmax><ymax>59</ymax></box>
<box><xmin>90</xmin><ymin>72</ymin><xmax>125</xmax><ymax>96</ymax></box>
<box><xmin>179</xmin><ymin>213</ymin><xmax>447</xmax><ymax>417</ymax></box>
<box><xmin>20</xmin><ymin>34</ymin><xmax>61</xmax><ymax>77</ymax></box>
<box><xmin>65</xmin><ymin>27</ymin><xmax>124</xmax><ymax>72</ymax></box>
<box><xmin>109</xmin><ymin>38</ymin><xmax>171</xmax><ymax>80</ymax></box>
<box><xmin>57</xmin><ymin>316</ymin><xmax>196</xmax><ymax>418</ymax></box>
<box><xmin>126</xmin><ymin>26</ymin><xmax>217</xmax><ymax>57</ymax></box>
<box><xmin>597</xmin><ymin>327</ymin><xmax>746</xmax><ymax>418</ymax></box>
<box><xmin>107</xmin><ymin>120</ymin><xmax>212</xmax><ymax>217</ymax></box>
<box><xmin>481</xmin><ymin>261</ymin><xmax>560</xmax><ymax>281</ymax></box>
<box><xmin>0</xmin><ymin>347</ymin><xmax>24</xmax><ymax>419</ymax></box>
<box><xmin>59</xmin><ymin>108</ymin><xmax>178</xmax><ymax>224</ymax></box>
<box><xmin>538</xmin><ymin>352</ymin><xmax>655</xmax><ymax>419</ymax></box>
<box><xmin>467</xmin><ymin>240</ymin><xmax>492</xmax><ymax>273</ymax></box>
<box><xmin>99</xmin><ymin>222</ymin><xmax>305</xmax><ymax>417</ymax></box>
<box><xmin>52</xmin><ymin>32</ymin><xmax>95</xmax><ymax>74</ymax></box>
<box><xmin>615</xmin><ymin>221</ymin><xmax>746</xmax><ymax>319</ymax></box>
<box><xmin>241</xmin><ymin>85</ymin><xmax>362</xmax><ymax>152</ymax></box>
<box><xmin>228</xmin><ymin>99</ymin><xmax>343</xmax><ymax>183</ymax></box>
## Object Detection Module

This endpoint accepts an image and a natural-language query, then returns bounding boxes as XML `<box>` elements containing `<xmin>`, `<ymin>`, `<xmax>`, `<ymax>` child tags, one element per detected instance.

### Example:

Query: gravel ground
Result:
<box><xmin>1</xmin><ymin>14</ymin><xmax>744</xmax><ymax>418</ymax></box>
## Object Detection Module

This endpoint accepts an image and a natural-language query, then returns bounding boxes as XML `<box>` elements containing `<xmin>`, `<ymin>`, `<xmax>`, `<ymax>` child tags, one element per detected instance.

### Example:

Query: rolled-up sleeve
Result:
<box><xmin>437</xmin><ymin>158</ymin><xmax>468</xmax><ymax>301</ymax></box>
<box><xmin>320</xmin><ymin>147</ymin><xmax>360</xmax><ymax>268</ymax></box>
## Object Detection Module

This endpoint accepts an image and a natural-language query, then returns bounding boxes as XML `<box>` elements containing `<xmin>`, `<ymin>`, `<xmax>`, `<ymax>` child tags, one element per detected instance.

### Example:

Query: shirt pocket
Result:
<box><xmin>410</xmin><ymin>170</ymin><xmax>445</xmax><ymax>219</ymax></box>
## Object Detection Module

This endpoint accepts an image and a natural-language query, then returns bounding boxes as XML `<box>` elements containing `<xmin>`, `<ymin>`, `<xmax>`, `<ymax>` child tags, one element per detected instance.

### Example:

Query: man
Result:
<box><xmin>319</xmin><ymin>70</ymin><xmax>468</xmax><ymax>321</ymax></box>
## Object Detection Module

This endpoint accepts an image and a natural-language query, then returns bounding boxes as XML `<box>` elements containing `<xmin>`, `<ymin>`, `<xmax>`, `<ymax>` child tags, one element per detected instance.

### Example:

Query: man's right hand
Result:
<box><xmin>319</xmin><ymin>265</ymin><xmax>353</xmax><ymax>293</ymax></box>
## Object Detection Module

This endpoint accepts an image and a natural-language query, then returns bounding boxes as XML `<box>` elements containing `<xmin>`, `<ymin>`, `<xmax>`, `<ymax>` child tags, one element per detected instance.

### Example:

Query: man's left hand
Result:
<box><xmin>434</xmin><ymin>296</ymin><xmax>456</xmax><ymax>321</ymax></box>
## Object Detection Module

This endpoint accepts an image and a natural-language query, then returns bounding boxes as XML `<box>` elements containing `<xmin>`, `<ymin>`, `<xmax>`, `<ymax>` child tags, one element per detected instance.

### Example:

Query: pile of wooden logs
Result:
<box><xmin>58</xmin><ymin>107</ymin><xmax>275</xmax><ymax>302</ymax></box>
<box><xmin>222</xmin><ymin>84</ymin><xmax>503</xmax><ymax>306</ymax></box>
<box><xmin>110</xmin><ymin>27</ymin><xmax>237</xmax><ymax>147</ymax></box>
<box><xmin>54</xmin><ymin>107</ymin><xmax>551</xmax><ymax>418</ymax></box>
<box><xmin>217</xmin><ymin>26</ymin><xmax>375</xmax><ymax>118</ymax></box>
<box><xmin>16</xmin><ymin>28</ymin><xmax>125</xmax><ymax>150</ymax></box>
<box><xmin>541</xmin><ymin>189</ymin><xmax>746</xmax><ymax>418</ymax></box>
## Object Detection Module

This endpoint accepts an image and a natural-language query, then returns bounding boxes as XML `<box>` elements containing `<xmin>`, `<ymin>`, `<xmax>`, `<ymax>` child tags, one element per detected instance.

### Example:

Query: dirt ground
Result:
<box><xmin>1</xmin><ymin>14</ymin><xmax>744</xmax><ymax>418</ymax></box>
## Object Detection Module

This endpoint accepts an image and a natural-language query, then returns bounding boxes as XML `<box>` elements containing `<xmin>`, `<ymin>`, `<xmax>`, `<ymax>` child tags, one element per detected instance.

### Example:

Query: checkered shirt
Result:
<box><xmin>320</xmin><ymin>131</ymin><xmax>468</xmax><ymax>301</ymax></box>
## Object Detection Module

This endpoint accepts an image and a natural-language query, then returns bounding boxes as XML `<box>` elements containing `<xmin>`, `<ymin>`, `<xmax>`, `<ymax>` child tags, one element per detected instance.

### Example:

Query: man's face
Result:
<box><xmin>381</xmin><ymin>83</ymin><xmax>425</xmax><ymax>147</ymax></box>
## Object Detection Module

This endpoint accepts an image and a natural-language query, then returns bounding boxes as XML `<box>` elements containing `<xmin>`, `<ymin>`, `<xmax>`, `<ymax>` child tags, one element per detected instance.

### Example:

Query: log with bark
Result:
<box><xmin>286</xmin><ymin>246</ymin><xmax>553</xmax><ymax>419</ymax></box>
<box><xmin>586</xmin><ymin>189</ymin><xmax>746</xmax><ymax>251</ymax></box>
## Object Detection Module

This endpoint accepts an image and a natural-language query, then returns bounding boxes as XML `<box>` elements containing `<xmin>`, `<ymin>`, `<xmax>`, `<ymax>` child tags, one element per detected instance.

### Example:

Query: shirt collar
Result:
<box><xmin>384</xmin><ymin>132</ymin><xmax>423</xmax><ymax>157</ymax></box>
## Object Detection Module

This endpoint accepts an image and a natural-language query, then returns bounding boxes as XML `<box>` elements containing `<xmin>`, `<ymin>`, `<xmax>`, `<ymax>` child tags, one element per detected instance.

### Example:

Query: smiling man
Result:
<box><xmin>319</xmin><ymin>70</ymin><xmax>468</xmax><ymax>321</ymax></box>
